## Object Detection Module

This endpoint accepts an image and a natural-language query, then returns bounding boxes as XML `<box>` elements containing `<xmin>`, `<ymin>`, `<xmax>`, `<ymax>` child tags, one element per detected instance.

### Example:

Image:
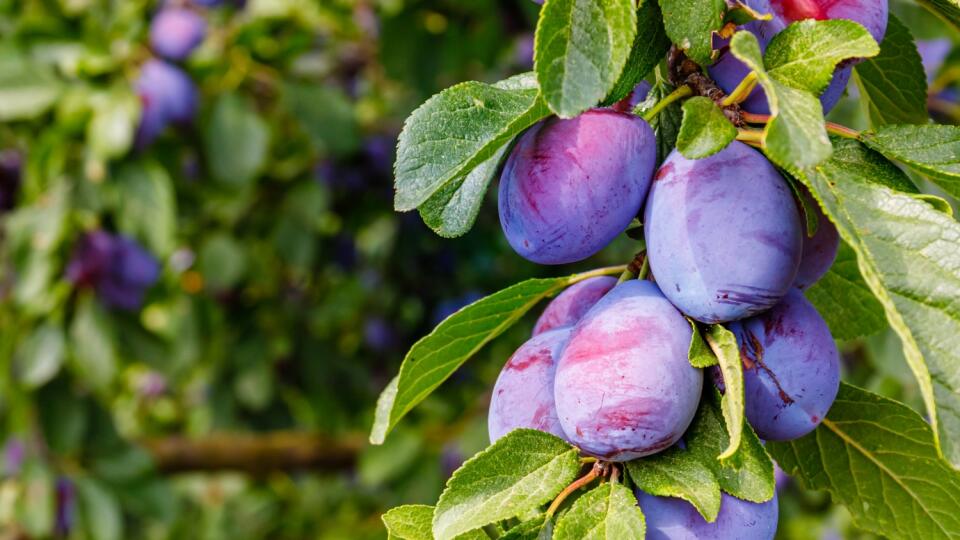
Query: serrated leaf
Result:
<box><xmin>370</xmin><ymin>267</ymin><xmax>624</xmax><ymax>444</ymax></box>
<box><xmin>804</xmin><ymin>243</ymin><xmax>886</xmax><ymax>340</ymax></box>
<box><xmin>676</xmin><ymin>97</ymin><xmax>736</xmax><ymax>159</ymax></box>
<box><xmin>916</xmin><ymin>0</ymin><xmax>960</xmax><ymax>33</ymax></box>
<box><xmin>382</xmin><ymin>506</ymin><xmax>486</xmax><ymax>540</ymax></box>
<box><xmin>797</xmin><ymin>137</ymin><xmax>960</xmax><ymax>467</ymax></box>
<box><xmin>687</xmin><ymin>319</ymin><xmax>717</xmax><ymax>368</ymax></box>
<box><xmin>394</xmin><ymin>80</ymin><xmax>548</xmax><ymax>211</ymax></box>
<box><xmin>704</xmin><ymin>324</ymin><xmax>744</xmax><ymax>463</ymax></box>
<box><xmin>861</xmin><ymin>124</ymin><xmax>960</xmax><ymax>200</ymax></box>
<box><xmin>433</xmin><ymin>430</ymin><xmax>580</xmax><ymax>540</ymax></box>
<box><xmin>657</xmin><ymin>0</ymin><xmax>726</xmax><ymax>66</ymax></box>
<box><xmin>768</xmin><ymin>384</ymin><xmax>960</xmax><ymax>540</ymax></box>
<box><xmin>625</xmin><ymin>446</ymin><xmax>721</xmax><ymax>522</ymax></box>
<box><xmin>853</xmin><ymin>15</ymin><xmax>929</xmax><ymax>127</ymax></box>
<box><xmin>638</xmin><ymin>79</ymin><xmax>683</xmax><ymax>163</ymax></box>
<box><xmin>764</xmin><ymin>19</ymin><xmax>879</xmax><ymax>94</ymax></box>
<box><xmin>534</xmin><ymin>0</ymin><xmax>637</xmax><ymax>117</ymax></box>
<box><xmin>604</xmin><ymin>0</ymin><xmax>671</xmax><ymax>105</ymax></box>
<box><xmin>501</xmin><ymin>516</ymin><xmax>551</xmax><ymax>540</ymax></box>
<box><xmin>553</xmin><ymin>482</ymin><xmax>645</xmax><ymax>540</ymax></box>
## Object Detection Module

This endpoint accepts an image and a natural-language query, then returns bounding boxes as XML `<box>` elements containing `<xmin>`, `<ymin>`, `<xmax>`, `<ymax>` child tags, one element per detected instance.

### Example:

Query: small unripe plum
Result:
<box><xmin>488</xmin><ymin>328</ymin><xmax>571</xmax><ymax>443</ymax></box>
<box><xmin>150</xmin><ymin>8</ymin><xmax>207</xmax><ymax>61</ymax></box>
<box><xmin>793</xmin><ymin>186</ymin><xmax>839</xmax><ymax>290</ymax></box>
<box><xmin>554</xmin><ymin>280</ymin><xmax>701</xmax><ymax>461</ymax></box>
<box><xmin>532</xmin><ymin>276</ymin><xmax>617</xmax><ymax>336</ymax></box>
<box><xmin>636</xmin><ymin>490</ymin><xmax>779</xmax><ymax>540</ymax></box>
<box><xmin>729</xmin><ymin>289</ymin><xmax>840</xmax><ymax>440</ymax></box>
<box><xmin>498</xmin><ymin>109</ymin><xmax>656</xmax><ymax>265</ymax></box>
<box><xmin>644</xmin><ymin>142</ymin><xmax>803</xmax><ymax>323</ymax></box>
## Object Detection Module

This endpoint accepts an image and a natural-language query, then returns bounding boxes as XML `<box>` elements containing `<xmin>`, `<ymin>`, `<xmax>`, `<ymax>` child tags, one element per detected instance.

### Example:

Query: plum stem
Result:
<box><xmin>740</xmin><ymin>111</ymin><xmax>860</xmax><ymax>139</ymax></box>
<box><xmin>640</xmin><ymin>85</ymin><xmax>693</xmax><ymax>122</ymax></box>
<box><xmin>637</xmin><ymin>256</ymin><xmax>650</xmax><ymax>280</ymax></box>
<box><xmin>721</xmin><ymin>72</ymin><xmax>758</xmax><ymax>107</ymax></box>
<box><xmin>736</xmin><ymin>129</ymin><xmax>765</xmax><ymax>147</ymax></box>
<box><xmin>546</xmin><ymin>461</ymin><xmax>604</xmax><ymax>517</ymax></box>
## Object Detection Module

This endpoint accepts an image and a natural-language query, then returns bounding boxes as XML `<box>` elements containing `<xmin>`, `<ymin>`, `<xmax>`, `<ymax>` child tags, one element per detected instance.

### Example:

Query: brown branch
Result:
<box><xmin>667</xmin><ymin>47</ymin><xmax>745</xmax><ymax>127</ymax></box>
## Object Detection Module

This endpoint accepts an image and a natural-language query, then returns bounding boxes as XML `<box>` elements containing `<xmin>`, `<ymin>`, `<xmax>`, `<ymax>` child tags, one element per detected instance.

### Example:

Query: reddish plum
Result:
<box><xmin>488</xmin><ymin>328</ymin><xmax>571</xmax><ymax>443</ymax></box>
<box><xmin>644</xmin><ymin>142</ymin><xmax>803</xmax><ymax>323</ymax></box>
<box><xmin>498</xmin><ymin>109</ymin><xmax>656</xmax><ymax>265</ymax></box>
<box><xmin>553</xmin><ymin>280</ymin><xmax>701</xmax><ymax>461</ymax></box>
<box><xmin>636</xmin><ymin>490</ymin><xmax>779</xmax><ymax>539</ymax></box>
<box><xmin>532</xmin><ymin>276</ymin><xmax>617</xmax><ymax>336</ymax></box>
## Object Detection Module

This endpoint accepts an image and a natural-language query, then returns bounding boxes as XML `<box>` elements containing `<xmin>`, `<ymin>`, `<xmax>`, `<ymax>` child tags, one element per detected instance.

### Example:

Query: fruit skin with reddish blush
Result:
<box><xmin>553</xmin><ymin>280</ymin><xmax>702</xmax><ymax>461</ymax></box>
<box><xmin>644</xmin><ymin>142</ymin><xmax>803</xmax><ymax>323</ymax></box>
<box><xmin>770</xmin><ymin>0</ymin><xmax>888</xmax><ymax>45</ymax></box>
<box><xmin>532</xmin><ymin>276</ymin><xmax>617</xmax><ymax>336</ymax></box>
<box><xmin>793</xmin><ymin>186</ymin><xmax>839</xmax><ymax>290</ymax></box>
<box><xmin>636</xmin><ymin>490</ymin><xmax>778</xmax><ymax>540</ymax></box>
<box><xmin>729</xmin><ymin>288</ymin><xmax>840</xmax><ymax>441</ymax></box>
<box><xmin>498</xmin><ymin>109</ymin><xmax>656</xmax><ymax>265</ymax></box>
<box><xmin>488</xmin><ymin>328</ymin><xmax>571</xmax><ymax>443</ymax></box>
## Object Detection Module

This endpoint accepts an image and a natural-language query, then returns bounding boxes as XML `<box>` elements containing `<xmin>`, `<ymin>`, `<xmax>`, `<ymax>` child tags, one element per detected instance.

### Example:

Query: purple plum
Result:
<box><xmin>644</xmin><ymin>142</ymin><xmax>803</xmax><ymax>323</ymax></box>
<box><xmin>553</xmin><ymin>280</ymin><xmax>701</xmax><ymax>461</ymax></box>
<box><xmin>793</xmin><ymin>186</ymin><xmax>839</xmax><ymax>290</ymax></box>
<box><xmin>729</xmin><ymin>288</ymin><xmax>840</xmax><ymax>441</ymax></box>
<box><xmin>498</xmin><ymin>109</ymin><xmax>656</xmax><ymax>265</ymax></box>
<box><xmin>532</xmin><ymin>276</ymin><xmax>617</xmax><ymax>336</ymax></box>
<box><xmin>918</xmin><ymin>38</ymin><xmax>952</xmax><ymax>83</ymax></box>
<box><xmin>67</xmin><ymin>231</ymin><xmax>161</xmax><ymax>311</ymax></box>
<box><xmin>488</xmin><ymin>328</ymin><xmax>571</xmax><ymax>443</ymax></box>
<box><xmin>150</xmin><ymin>8</ymin><xmax>207</xmax><ymax>61</ymax></box>
<box><xmin>770</xmin><ymin>0</ymin><xmax>888</xmax><ymax>45</ymax></box>
<box><xmin>135</xmin><ymin>59</ymin><xmax>198</xmax><ymax>147</ymax></box>
<box><xmin>636</xmin><ymin>490</ymin><xmax>779</xmax><ymax>539</ymax></box>
<box><xmin>611</xmin><ymin>80</ymin><xmax>653</xmax><ymax>113</ymax></box>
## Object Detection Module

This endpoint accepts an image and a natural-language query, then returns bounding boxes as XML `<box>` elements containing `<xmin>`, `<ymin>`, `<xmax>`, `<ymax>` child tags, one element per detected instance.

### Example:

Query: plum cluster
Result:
<box><xmin>66</xmin><ymin>231</ymin><xmax>161</xmax><ymax>311</ymax></box>
<box><xmin>487</xmin><ymin>0</ymin><xmax>888</xmax><ymax>535</ymax></box>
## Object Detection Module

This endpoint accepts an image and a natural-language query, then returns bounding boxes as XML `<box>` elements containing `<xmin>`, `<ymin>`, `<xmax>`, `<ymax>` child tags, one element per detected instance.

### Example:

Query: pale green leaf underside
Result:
<box><xmin>676</xmin><ymin>97</ymin><xmax>736</xmax><ymax>159</ymax></box>
<box><xmin>862</xmin><ymin>124</ymin><xmax>960</xmax><ymax>201</ymax></box>
<box><xmin>705</xmin><ymin>325</ymin><xmax>745</xmax><ymax>463</ymax></box>
<box><xmin>553</xmin><ymin>483</ymin><xmax>645</xmax><ymax>540</ymax></box>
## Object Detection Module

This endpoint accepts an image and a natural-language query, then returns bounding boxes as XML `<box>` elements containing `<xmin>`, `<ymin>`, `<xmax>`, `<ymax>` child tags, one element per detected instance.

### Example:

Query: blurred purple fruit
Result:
<box><xmin>54</xmin><ymin>477</ymin><xmax>76</xmax><ymax>537</ymax></box>
<box><xmin>135</xmin><ymin>59</ymin><xmax>199</xmax><ymax>147</ymax></box>
<box><xmin>0</xmin><ymin>150</ymin><xmax>21</xmax><ymax>211</ymax></box>
<box><xmin>432</xmin><ymin>290</ymin><xmax>484</xmax><ymax>326</ymax></box>
<box><xmin>918</xmin><ymin>38</ymin><xmax>952</xmax><ymax>83</ymax></box>
<box><xmin>3</xmin><ymin>439</ymin><xmax>24</xmax><ymax>476</ymax></box>
<box><xmin>150</xmin><ymin>8</ymin><xmax>207</xmax><ymax>61</ymax></box>
<box><xmin>364</xmin><ymin>317</ymin><xmax>396</xmax><ymax>352</ymax></box>
<box><xmin>67</xmin><ymin>231</ymin><xmax>161</xmax><ymax>311</ymax></box>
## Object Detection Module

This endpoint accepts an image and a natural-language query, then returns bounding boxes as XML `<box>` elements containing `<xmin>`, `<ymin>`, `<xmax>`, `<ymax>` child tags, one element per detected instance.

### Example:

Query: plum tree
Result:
<box><xmin>532</xmin><ymin>276</ymin><xmax>617</xmax><ymax>336</ymax></box>
<box><xmin>135</xmin><ymin>59</ymin><xmax>199</xmax><ymax>147</ymax></box>
<box><xmin>636</xmin><ymin>490</ymin><xmax>779</xmax><ymax>540</ymax></box>
<box><xmin>644</xmin><ymin>142</ymin><xmax>803</xmax><ymax>323</ymax></box>
<box><xmin>488</xmin><ymin>328</ymin><xmax>571</xmax><ymax>443</ymax></box>
<box><xmin>553</xmin><ymin>280</ymin><xmax>702</xmax><ymax>461</ymax></box>
<box><xmin>498</xmin><ymin>109</ymin><xmax>656</xmax><ymax>264</ymax></box>
<box><xmin>149</xmin><ymin>8</ymin><xmax>207</xmax><ymax>61</ymax></box>
<box><xmin>793</xmin><ymin>186</ymin><xmax>839</xmax><ymax>290</ymax></box>
<box><xmin>729</xmin><ymin>289</ymin><xmax>840</xmax><ymax>440</ymax></box>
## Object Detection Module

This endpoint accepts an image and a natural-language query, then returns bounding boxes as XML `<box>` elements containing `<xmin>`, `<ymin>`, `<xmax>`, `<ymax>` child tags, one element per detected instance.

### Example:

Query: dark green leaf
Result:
<box><xmin>626</xmin><ymin>445</ymin><xmax>721</xmax><ymax>522</ymax></box>
<box><xmin>861</xmin><ymin>124</ymin><xmax>960</xmax><ymax>200</ymax></box>
<box><xmin>915</xmin><ymin>0</ymin><xmax>960</xmax><ymax>32</ymax></box>
<box><xmin>638</xmin><ymin>78</ymin><xmax>684</xmax><ymax>163</ymax></box>
<box><xmin>676</xmin><ymin>97</ymin><xmax>736</xmax><ymax>159</ymax></box>
<box><xmin>553</xmin><ymin>483</ymin><xmax>645</xmax><ymax>540</ymax></box>
<box><xmin>205</xmin><ymin>94</ymin><xmax>270</xmax><ymax>187</ymax></box>
<box><xmin>604</xmin><ymin>0</ymin><xmax>670</xmax><ymax>105</ymax></box>
<box><xmin>804</xmin><ymin>242</ymin><xmax>886</xmax><ymax>340</ymax></box>
<box><xmin>657</xmin><ymin>0</ymin><xmax>726</xmax><ymax>66</ymax></box>
<box><xmin>283</xmin><ymin>83</ymin><xmax>359</xmax><ymax>157</ymax></box>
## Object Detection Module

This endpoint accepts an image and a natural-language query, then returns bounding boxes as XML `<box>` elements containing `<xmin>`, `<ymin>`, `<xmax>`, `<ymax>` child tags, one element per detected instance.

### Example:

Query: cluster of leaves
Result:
<box><xmin>377</xmin><ymin>0</ymin><xmax>960</xmax><ymax>538</ymax></box>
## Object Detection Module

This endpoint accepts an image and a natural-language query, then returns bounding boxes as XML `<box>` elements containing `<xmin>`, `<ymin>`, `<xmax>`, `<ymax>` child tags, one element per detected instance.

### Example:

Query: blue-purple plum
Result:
<box><xmin>498</xmin><ymin>109</ymin><xmax>656</xmax><ymax>265</ymax></box>
<box><xmin>150</xmin><ymin>8</ymin><xmax>207</xmax><ymax>61</ymax></box>
<box><xmin>644</xmin><ymin>142</ymin><xmax>803</xmax><ymax>323</ymax></box>
<box><xmin>67</xmin><ymin>231</ymin><xmax>161</xmax><ymax>311</ymax></box>
<box><xmin>488</xmin><ymin>328</ymin><xmax>571</xmax><ymax>443</ymax></box>
<box><xmin>135</xmin><ymin>59</ymin><xmax>198</xmax><ymax>147</ymax></box>
<box><xmin>612</xmin><ymin>80</ymin><xmax>653</xmax><ymax>113</ymax></box>
<box><xmin>532</xmin><ymin>276</ymin><xmax>617</xmax><ymax>336</ymax></box>
<box><xmin>636</xmin><ymin>490</ymin><xmax>779</xmax><ymax>540</ymax></box>
<box><xmin>729</xmin><ymin>288</ymin><xmax>840</xmax><ymax>440</ymax></box>
<box><xmin>553</xmin><ymin>280</ymin><xmax>701</xmax><ymax>461</ymax></box>
<box><xmin>770</xmin><ymin>0</ymin><xmax>888</xmax><ymax>45</ymax></box>
<box><xmin>793</xmin><ymin>186</ymin><xmax>839</xmax><ymax>290</ymax></box>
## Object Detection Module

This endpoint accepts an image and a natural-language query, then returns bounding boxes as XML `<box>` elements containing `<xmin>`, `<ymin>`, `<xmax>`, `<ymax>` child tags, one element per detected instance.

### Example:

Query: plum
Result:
<box><xmin>918</xmin><ymin>38</ymin><xmax>952</xmax><ymax>83</ymax></box>
<box><xmin>150</xmin><ymin>8</ymin><xmax>207</xmax><ymax>61</ymax></box>
<box><xmin>553</xmin><ymin>280</ymin><xmax>701</xmax><ymax>461</ymax></box>
<box><xmin>135</xmin><ymin>59</ymin><xmax>198</xmax><ymax>147</ymax></box>
<box><xmin>488</xmin><ymin>328</ymin><xmax>571</xmax><ymax>443</ymax></box>
<box><xmin>67</xmin><ymin>231</ymin><xmax>161</xmax><ymax>311</ymax></box>
<box><xmin>729</xmin><ymin>288</ymin><xmax>840</xmax><ymax>440</ymax></box>
<box><xmin>644</xmin><ymin>142</ymin><xmax>803</xmax><ymax>323</ymax></box>
<box><xmin>636</xmin><ymin>490</ymin><xmax>779</xmax><ymax>540</ymax></box>
<box><xmin>793</xmin><ymin>186</ymin><xmax>839</xmax><ymax>290</ymax></box>
<box><xmin>532</xmin><ymin>276</ymin><xmax>617</xmax><ymax>336</ymax></box>
<box><xmin>498</xmin><ymin>109</ymin><xmax>656</xmax><ymax>265</ymax></box>
<box><xmin>770</xmin><ymin>0</ymin><xmax>888</xmax><ymax>45</ymax></box>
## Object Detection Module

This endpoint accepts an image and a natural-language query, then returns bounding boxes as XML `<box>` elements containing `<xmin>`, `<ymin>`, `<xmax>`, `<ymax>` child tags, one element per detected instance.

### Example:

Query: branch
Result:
<box><xmin>667</xmin><ymin>47</ymin><xmax>745</xmax><ymax>127</ymax></box>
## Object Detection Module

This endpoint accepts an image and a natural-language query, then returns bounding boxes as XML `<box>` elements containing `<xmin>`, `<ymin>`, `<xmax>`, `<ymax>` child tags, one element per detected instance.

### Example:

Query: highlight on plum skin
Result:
<box><xmin>532</xmin><ymin>276</ymin><xmax>618</xmax><ymax>336</ymax></box>
<box><xmin>498</xmin><ymin>109</ymin><xmax>657</xmax><ymax>265</ymax></box>
<box><xmin>793</xmin><ymin>186</ymin><xmax>840</xmax><ymax>290</ymax></box>
<box><xmin>487</xmin><ymin>328</ymin><xmax>571</xmax><ymax>444</ymax></box>
<box><xmin>553</xmin><ymin>280</ymin><xmax>702</xmax><ymax>462</ymax></box>
<box><xmin>636</xmin><ymin>489</ymin><xmax>779</xmax><ymax>540</ymax></box>
<box><xmin>728</xmin><ymin>288</ymin><xmax>841</xmax><ymax>441</ymax></box>
<box><xmin>644</xmin><ymin>141</ymin><xmax>803</xmax><ymax>324</ymax></box>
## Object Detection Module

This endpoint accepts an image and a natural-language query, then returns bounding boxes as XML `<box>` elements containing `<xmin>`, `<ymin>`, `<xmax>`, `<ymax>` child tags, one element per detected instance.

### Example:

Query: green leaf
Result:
<box><xmin>0</xmin><ymin>55</ymin><xmax>61</xmax><ymax>121</ymax></box>
<box><xmin>16</xmin><ymin>460</ymin><xmax>55</xmax><ymax>537</ymax></box>
<box><xmin>69</xmin><ymin>294</ymin><xmax>118</xmax><ymax>392</ymax></box>
<box><xmin>804</xmin><ymin>242</ymin><xmax>886</xmax><ymax>340</ymax></box>
<box><xmin>676</xmin><ymin>97</ymin><xmax>736</xmax><ymax>159</ymax></box>
<box><xmin>768</xmin><ymin>384</ymin><xmax>960</xmax><ymax>540</ymax></box>
<box><xmin>534</xmin><ymin>0</ymin><xmax>637</xmax><ymax>118</ymax></box>
<box><xmin>114</xmin><ymin>161</ymin><xmax>177</xmax><ymax>257</ymax></box>
<box><xmin>861</xmin><ymin>124</ymin><xmax>960</xmax><ymax>200</ymax></box>
<box><xmin>797</xmin><ymin>137</ymin><xmax>960</xmax><ymax>467</ymax></box>
<box><xmin>603</xmin><ymin>0</ymin><xmax>670</xmax><ymax>105</ymax></box>
<box><xmin>205</xmin><ymin>93</ymin><xmax>270</xmax><ymax>188</ymax></box>
<box><xmin>370</xmin><ymin>267</ymin><xmax>623</xmax><ymax>444</ymax></box>
<box><xmin>433</xmin><ymin>430</ymin><xmax>580</xmax><ymax>540</ymax></box>
<box><xmin>916</xmin><ymin>0</ymin><xmax>960</xmax><ymax>32</ymax></box>
<box><xmin>283</xmin><ymin>82</ymin><xmax>359</xmax><ymax>157</ymax></box>
<box><xmin>852</xmin><ymin>15</ymin><xmax>929</xmax><ymax>127</ymax></box>
<box><xmin>763</xmin><ymin>19</ymin><xmax>879</xmax><ymax>94</ymax></box>
<box><xmin>657</xmin><ymin>0</ymin><xmax>726</xmax><ymax>66</ymax></box>
<box><xmin>394</xmin><ymin>79</ymin><xmax>548</xmax><ymax>211</ymax></box>
<box><xmin>687</xmin><ymin>319</ymin><xmax>717</xmax><ymax>368</ymax></box>
<box><xmin>15</xmin><ymin>322</ymin><xmax>65</xmax><ymax>389</ymax></box>
<box><xmin>383</xmin><ymin>505</ymin><xmax>434</xmax><ymax>540</ymax></box>
<box><xmin>75</xmin><ymin>477</ymin><xmax>124</xmax><ymax>540</ymax></box>
<box><xmin>638</xmin><ymin>79</ymin><xmax>684</xmax><ymax>163</ymax></box>
<box><xmin>729</xmin><ymin>31</ymin><xmax>831</xmax><ymax>169</ymax></box>
<box><xmin>501</xmin><ymin>516</ymin><xmax>552</xmax><ymax>540</ymax></box>
<box><xmin>704</xmin><ymin>325</ymin><xmax>744</xmax><ymax>463</ymax></box>
<box><xmin>626</xmin><ymin>446</ymin><xmax>721</xmax><ymax>522</ymax></box>
<box><xmin>553</xmin><ymin>483</ymin><xmax>646</xmax><ymax>540</ymax></box>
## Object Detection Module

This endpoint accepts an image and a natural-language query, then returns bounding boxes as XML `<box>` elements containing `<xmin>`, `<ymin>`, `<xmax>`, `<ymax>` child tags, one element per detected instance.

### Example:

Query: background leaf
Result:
<box><xmin>113</xmin><ymin>161</ymin><xmax>177</xmax><ymax>257</ymax></box>
<box><xmin>205</xmin><ymin>93</ymin><xmax>270</xmax><ymax>188</ymax></box>
<box><xmin>603</xmin><ymin>0</ymin><xmax>670</xmax><ymax>105</ymax></box>
<box><xmin>861</xmin><ymin>124</ymin><xmax>960</xmax><ymax>200</ymax></box>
